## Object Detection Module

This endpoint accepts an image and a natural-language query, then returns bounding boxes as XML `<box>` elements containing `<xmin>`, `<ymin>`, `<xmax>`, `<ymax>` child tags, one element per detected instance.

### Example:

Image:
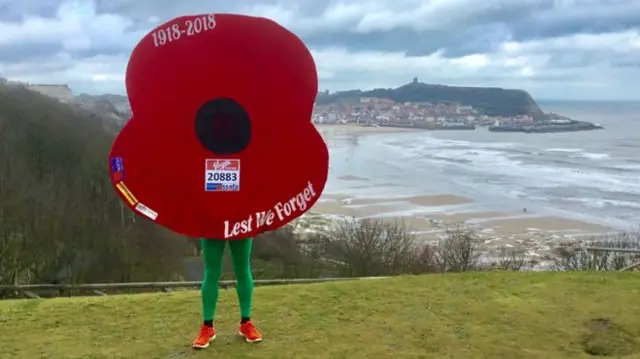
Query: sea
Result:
<box><xmin>319</xmin><ymin>101</ymin><xmax>640</xmax><ymax>231</ymax></box>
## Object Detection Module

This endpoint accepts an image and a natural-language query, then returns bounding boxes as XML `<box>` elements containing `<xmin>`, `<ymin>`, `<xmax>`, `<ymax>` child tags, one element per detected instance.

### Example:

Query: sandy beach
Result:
<box><xmin>308</xmin><ymin>121</ymin><xmax>625</xmax><ymax>263</ymax></box>
<box><xmin>478</xmin><ymin>216</ymin><xmax>611</xmax><ymax>234</ymax></box>
<box><xmin>312</xmin><ymin>194</ymin><xmax>472</xmax><ymax>218</ymax></box>
<box><xmin>316</xmin><ymin>123</ymin><xmax>424</xmax><ymax>133</ymax></box>
<box><xmin>308</xmin><ymin>193</ymin><xmax>613</xmax><ymax>263</ymax></box>
<box><xmin>314</xmin><ymin>123</ymin><xmax>613</xmax><ymax>235</ymax></box>
<box><xmin>311</xmin><ymin>194</ymin><xmax>610</xmax><ymax>235</ymax></box>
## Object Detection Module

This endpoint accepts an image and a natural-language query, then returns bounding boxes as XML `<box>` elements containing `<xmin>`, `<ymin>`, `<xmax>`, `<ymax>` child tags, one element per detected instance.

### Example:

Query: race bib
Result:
<box><xmin>205</xmin><ymin>159</ymin><xmax>240</xmax><ymax>191</ymax></box>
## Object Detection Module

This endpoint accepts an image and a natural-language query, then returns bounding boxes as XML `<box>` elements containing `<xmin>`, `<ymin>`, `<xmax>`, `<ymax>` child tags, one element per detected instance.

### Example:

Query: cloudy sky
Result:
<box><xmin>1</xmin><ymin>0</ymin><xmax>639</xmax><ymax>100</ymax></box>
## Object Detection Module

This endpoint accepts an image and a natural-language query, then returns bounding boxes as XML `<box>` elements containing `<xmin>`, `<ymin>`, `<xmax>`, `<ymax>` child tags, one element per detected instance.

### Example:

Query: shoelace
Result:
<box><xmin>199</xmin><ymin>326</ymin><xmax>212</xmax><ymax>338</ymax></box>
<box><xmin>243</xmin><ymin>322</ymin><xmax>259</xmax><ymax>337</ymax></box>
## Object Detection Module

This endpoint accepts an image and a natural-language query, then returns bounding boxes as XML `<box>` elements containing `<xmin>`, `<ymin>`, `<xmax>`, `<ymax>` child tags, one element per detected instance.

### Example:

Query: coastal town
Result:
<box><xmin>312</xmin><ymin>97</ymin><xmax>532</xmax><ymax>128</ymax></box>
<box><xmin>312</xmin><ymin>97</ymin><xmax>602</xmax><ymax>133</ymax></box>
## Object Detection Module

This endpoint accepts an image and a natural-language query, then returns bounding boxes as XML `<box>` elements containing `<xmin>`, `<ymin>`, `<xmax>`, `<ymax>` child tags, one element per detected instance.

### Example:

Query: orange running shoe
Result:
<box><xmin>238</xmin><ymin>320</ymin><xmax>263</xmax><ymax>343</ymax></box>
<box><xmin>192</xmin><ymin>324</ymin><xmax>216</xmax><ymax>349</ymax></box>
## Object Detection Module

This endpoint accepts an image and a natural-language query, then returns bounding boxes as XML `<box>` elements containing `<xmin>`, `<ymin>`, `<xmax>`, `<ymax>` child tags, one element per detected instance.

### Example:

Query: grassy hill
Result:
<box><xmin>1</xmin><ymin>272</ymin><xmax>639</xmax><ymax>359</ymax></box>
<box><xmin>0</xmin><ymin>82</ymin><xmax>188</xmax><ymax>287</ymax></box>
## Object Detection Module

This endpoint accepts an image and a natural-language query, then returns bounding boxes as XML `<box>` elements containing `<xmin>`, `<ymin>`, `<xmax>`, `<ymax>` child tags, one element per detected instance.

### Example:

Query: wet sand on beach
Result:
<box><xmin>338</xmin><ymin>175</ymin><xmax>370</xmax><ymax>181</ymax></box>
<box><xmin>310</xmin><ymin>122</ymin><xmax>619</xmax><ymax>258</ymax></box>
<box><xmin>316</xmin><ymin>123</ymin><xmax>424</xmax><ymax>133</ymax></box>
<box><xmin>339</xmin><ymin>194</ymin><xmax>473</xmax><ymax>207</ymax></box>
<box><xmin>479</xmin><ymin>216</ymin><xmax>611</xmax><ymax>234</ymax></box>
<box><xmin>311</xmin><ymin>194</ymin><xmax>612</xmax><ymax>236</ymax></box>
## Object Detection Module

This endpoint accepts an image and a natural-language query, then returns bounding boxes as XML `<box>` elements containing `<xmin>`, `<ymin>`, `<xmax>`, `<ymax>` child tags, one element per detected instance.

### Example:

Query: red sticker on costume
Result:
<box><xmin>108</xmin><ymin>14</ymin><xmax>329</xmax><ymax>239</ymax></box>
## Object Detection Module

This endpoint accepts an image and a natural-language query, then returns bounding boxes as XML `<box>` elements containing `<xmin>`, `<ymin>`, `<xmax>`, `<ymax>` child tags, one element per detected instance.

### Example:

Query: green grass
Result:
<box><xmin>1</xmin><ymin>272</ymin><xmax>640</xmax><ymax>359</ymax></box>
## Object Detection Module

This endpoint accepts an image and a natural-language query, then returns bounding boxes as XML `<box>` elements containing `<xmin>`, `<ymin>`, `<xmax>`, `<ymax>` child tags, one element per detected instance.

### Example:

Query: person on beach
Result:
<box><xmin>192</xmin><ymin>237</ymin><xmax>263</xmax><ymax>349</ymax></box>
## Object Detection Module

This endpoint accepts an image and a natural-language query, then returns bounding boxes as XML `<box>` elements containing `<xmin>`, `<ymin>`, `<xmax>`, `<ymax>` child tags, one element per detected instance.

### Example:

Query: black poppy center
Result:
<box><xmin>195</xmin><ymin>98</ymin><xmax>251</xmax><ymax>155</ymax></box>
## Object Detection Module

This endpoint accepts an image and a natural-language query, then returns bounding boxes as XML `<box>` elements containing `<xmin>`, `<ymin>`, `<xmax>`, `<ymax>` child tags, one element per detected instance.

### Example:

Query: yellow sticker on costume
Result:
<box><xmin>135</xmin><ymin>202</ymin><xmax>158</xmax><ymax>220</ymax></box>
<box><xmin>116</xmin><ymin>182</ymin><xmax>138</xmax><ymax>206</ymax></box>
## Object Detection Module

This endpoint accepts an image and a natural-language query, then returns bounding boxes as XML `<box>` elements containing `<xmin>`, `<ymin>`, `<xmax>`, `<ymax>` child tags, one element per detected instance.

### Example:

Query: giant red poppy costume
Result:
<box><xmin>108</xmin><ymin>13</ymin><xmax>329</xmax><ymax>349</ymax></box>
<box><xmin>108</xmin><ymin>13</ymin><xmax>329</xmax><ymax>239</ymax></box>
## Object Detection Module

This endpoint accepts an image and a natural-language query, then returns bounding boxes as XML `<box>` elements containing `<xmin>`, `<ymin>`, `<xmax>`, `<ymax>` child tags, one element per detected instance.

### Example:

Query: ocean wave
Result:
<box><xmin>385</xmin><ymin>135</ymin><xmax>519</xmax><ymax>151</ymax></box>
<box><xmin>601</xmin><ymin>164</ymin><xmax>640</xmax><ymax>173</ymax></box>
<box><xmin>617</xmin><ymin>140</ymin><xmax>640</xmax><ymax>149</ymax></box>
<box><xmin>420</xmin><ymin>149</ymin><xmax>508</xmax><ymax>166</ymax></box>
<box><xmin>572</xmin><ymin>152</ymin><xmax>610</xmax><ymax>160</ymax></box>
<box><xmin>614</xmin><ymin>162</ymin><xmax>640</xmax><ymax>171</ymax></box>
<box><xmin>565</xmin><ymin>197</ymin><xmax>640</xmax><ymax>210</ymax></box>
<box><xmin>382</xmin><ymin>135</ymin><xmax>640</xmax><ymax>196</ymax></box>
<box><xmin>545</xmin><ymin>148</ymin><xmax>583</xmax><ymax>153</ymax></box>
<box><xmin>326</xmin><ymin>131</ymin><xmax>640</xmax><ymax>227</ymax></box>
<box><xmin>545</xmin><ymin>147</ymin><xmax>610</xmax><ymax>160</ymax></box>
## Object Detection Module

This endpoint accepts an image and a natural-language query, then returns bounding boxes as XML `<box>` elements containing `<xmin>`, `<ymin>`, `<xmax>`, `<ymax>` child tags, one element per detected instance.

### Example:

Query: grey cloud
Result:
<box><xmin>91</xmin><ymin>0</ymin><xmax>325</xmax><ymax>17</ymax></box>
<box><xmin>0</xmin><ymin>0</ymin><xmax>62</xmax><ymax>22</ymax></box>
<box><xmin>611</xmin><ymin>58</ymin><xmax>640</xmax><ymax>68</ymax></box>
<box><xmin>92</xmin><ymin>0</ymin><xmax>285</xmax><ymax>22</ymax></box>
<box><xmin>0</xmin><ymin>42</ymin><xmax>62</xmax><ymax>62</ymax></box>
<box><xmin>0</xmin><ymin>0</ymin><xmax>332</xmax><ymax>67</ymax></box>
<box><xmin>304</xmin><ymin>26</ymin><xmax>505</xmax><ymax>58</ymax></box>
<box><xmin>5</xmin><ymin>0</ymin><xmax>639</xmax><ymax>61</ymax></box>
<box><xmin>510</xmin><ymin>5</ymin><xmax>640</xmax><ymax>41</ymax></box>
<box><xmin>305</xmin><ymin>21</ymin><xmax>513</xmax><ymax>58</ymax></box>
<box><xmin>300</xmin><ymin>0</ymin><xmax>639</xmax><ymax>56</ymax></box>
<box><xmin>74</xmin><ymin>47</ymin><xmax>130</xmax><ymax>59</ymax></box>
<box><xmin>292</xmin><ymin>1</ymin><xmax>549</xmax><ymax>54</ymax></box>
<box><xmin>546</xmin><ymin>51</ymin><xmax>637</xmax><ymax>69</ymax></box>
<box><xmin>1</xmin><ymin>0</ymin><xmax>640</xmax><ymax>100</ymax></box>
<box><xmin>1</xmin><ymin>56</ymin><xmax>72</xmax><ymax>76</ymax></box>
<box><xmin>0</xmin><ymin>41</ymin><xmax>132</xmax><ymax>66</ymax></box>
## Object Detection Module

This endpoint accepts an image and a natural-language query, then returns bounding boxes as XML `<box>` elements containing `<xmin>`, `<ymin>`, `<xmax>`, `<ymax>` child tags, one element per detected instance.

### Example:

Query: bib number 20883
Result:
<box><xmin>205</xmin><ymin>159</ymin><xmax>240</xmax><ymax>192</ymax></box>
<box><xmin>207</xmin><ymin>172</ymin><xmax>237</xmax><ymax>182</ymax></box>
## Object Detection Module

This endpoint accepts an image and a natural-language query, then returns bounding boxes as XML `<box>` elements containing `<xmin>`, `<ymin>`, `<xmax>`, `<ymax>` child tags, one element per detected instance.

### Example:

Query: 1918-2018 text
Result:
<box><xmin>151</xmin><ymin>14</ymin><xmax>217</xmax><ymax>48</ymax></box>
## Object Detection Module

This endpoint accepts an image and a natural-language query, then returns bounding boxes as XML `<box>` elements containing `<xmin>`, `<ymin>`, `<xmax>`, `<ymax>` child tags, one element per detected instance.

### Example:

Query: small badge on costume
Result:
<box><xmin>135</xmin><ymin>202</ymin><xmax>158</xmax><ymax>220</ymax></box>
<box><xmin>115</xmin><ymin>181</ymin><xmax>137</xmax><ymax>206</ymax></box>
<box><xmin>110</xmin><ymin>156</ymin><xmax>125</xmax><ymax>181</ymax></box>
<box><xmin>205</xmin><ymin>159</ymin><xmax>240</xmax><ymax>192</ymax></box>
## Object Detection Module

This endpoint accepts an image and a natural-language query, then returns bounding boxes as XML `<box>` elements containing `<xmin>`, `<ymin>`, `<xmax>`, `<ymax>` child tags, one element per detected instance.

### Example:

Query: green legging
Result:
<box><xmin>200</xmin><ymin>237</ymin><xmax>254</xmax><ymax>322</ymax></box>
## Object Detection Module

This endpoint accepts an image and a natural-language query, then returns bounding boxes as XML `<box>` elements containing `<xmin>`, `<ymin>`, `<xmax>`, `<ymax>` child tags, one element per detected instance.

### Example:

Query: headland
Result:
<box><xmin>314</xmin><ymin>79</ymin><xmax>603</xmax><ymax>133</ymax></box>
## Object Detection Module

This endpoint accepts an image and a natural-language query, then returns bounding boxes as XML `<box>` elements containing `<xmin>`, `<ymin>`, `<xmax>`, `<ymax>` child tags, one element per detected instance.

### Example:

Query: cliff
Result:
<box><xmin>77</xmin><ymin>93</ymin><xmax>131</xmax><ymax>114</ymax></box>
<box><xmin>3</xmin><ymin>80</ymin><xmax>131</xmax><ymax>129</ymax></box>
<box><xmin>76</xmin><ymin>93</ymin><xmax>131</xmax><ymax>128</ymax></box>
<box><xmin>0</xmin><ymin>82</ymin><xmax>185</xmax><ymax>287</ymax></box>
<box><xmin>25</xmin><ymin>84</ymin><xmax>75</xmax><ymax>103</ymax></box>
<box><xmin>316</xmin><ymin>81</ymin><xmax>544</xmax><ymax>117</ymax></box>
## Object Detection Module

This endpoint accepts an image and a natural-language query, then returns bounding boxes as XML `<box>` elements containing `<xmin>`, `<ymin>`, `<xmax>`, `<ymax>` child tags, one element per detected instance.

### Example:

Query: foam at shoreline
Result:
<box><xmin>308</xmin><ymin>122</ymin><xmax>632</xmax><ymax>264</ymax></box>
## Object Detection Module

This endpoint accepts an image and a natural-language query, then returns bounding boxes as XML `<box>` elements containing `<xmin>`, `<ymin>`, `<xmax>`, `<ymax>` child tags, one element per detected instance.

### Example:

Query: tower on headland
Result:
<box><xmin>412</xmin><ymin>77</ymin><xmax>418</xmax><ymax>84</ymax></box>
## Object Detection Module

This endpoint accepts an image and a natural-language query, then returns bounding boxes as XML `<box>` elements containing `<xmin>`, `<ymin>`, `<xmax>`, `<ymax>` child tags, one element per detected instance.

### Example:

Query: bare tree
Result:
<box><xmin>434</xmin><ymin>227</ymin><xmax>480</xmax><ymax>272</ymax></box>
<box><xmin>323</xmin><ymin>218</ymin><xmax>429</xmax><ymax>277</ymax></box>
<box><xmin>554</xmin><ymin>233</ymin><xmax>640</xmax><ymax>271</ymax></box>
<box><xmin>493</xmin><ymin>246</ymin><xmax>527</xmax><ymax>271</ymax></box>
